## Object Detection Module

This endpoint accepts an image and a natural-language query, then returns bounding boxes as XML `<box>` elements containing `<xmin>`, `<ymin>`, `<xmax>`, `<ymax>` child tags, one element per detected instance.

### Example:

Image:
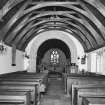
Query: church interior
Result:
<box><xmin>0</xmin><ymin>0</ymin><xmax>105</xmax><ymax>105</ymax></box>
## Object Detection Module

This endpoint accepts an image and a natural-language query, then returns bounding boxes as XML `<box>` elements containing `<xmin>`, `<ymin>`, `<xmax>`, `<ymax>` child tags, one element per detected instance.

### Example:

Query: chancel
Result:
<box><xmin>0</xmin><ymin>0</ymin><xmax>105</xmax><ymax>105</ymax></box>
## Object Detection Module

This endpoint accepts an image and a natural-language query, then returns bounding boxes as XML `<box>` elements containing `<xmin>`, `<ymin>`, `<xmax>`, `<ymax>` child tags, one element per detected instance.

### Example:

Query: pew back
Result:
<box><xmin>0</xmin><ymin>90</ymin><xmax>31</xmax><ymax>105</ymax></box>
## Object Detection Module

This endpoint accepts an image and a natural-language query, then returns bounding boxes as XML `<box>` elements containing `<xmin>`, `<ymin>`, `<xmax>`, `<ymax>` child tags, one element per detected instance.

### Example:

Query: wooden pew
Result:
<box><xmin>66</xmin><ymin>75</ymin><xmax>105</xmax><ymax>95</ymax></box>
<box><xmin>0</xmin><ymin>72</ymin><xmax>48</xmax><ymax>84</ymax></box>
<box><xmin>0</xmin><ymin>90</ymin><xmax>31</xmax><ymax>105</ymax></box>
<box><xmin>6</xmin><ymin>72</ymin><xmax>48</xmax><ymax>80</ymax></box>
<box><xmin>1</xmin><ymin>72</ymin><xmax>48</xmax><ymax>78</ymax></box>
<box><xmin>0</xmin><ymin>99</ymin><xmax>24</xmax><ymax>105</ymax></box>
<box><xmin>78</xmin><ymin>91</ymin><xmax>105</xmax><ymax>105</ymax></box>
<box><xmin>0</xmin><ymin>78</ymin><xmax>43</xmax><ymax>94</ymax></box>
<box><xmin>0</xmin><ymin>74</ymin><xmax>48</xmax><ymax>104</ymax></box>
<box><xmin>0</xmin><ymin>72</ymin><xmax>48</xmax><ymax>105</ymax></box>
<box><xmin>0</xmin><ymin>73</ymin><xmax>48</xmax><ymax>92</ymax></box>
<box><xmin>0</xmin><ymin>79</ymin><xmax>45</xmax><ymax>100</ymax></box>
<box><xmin>1</xmin><ymin>75</ymin><xmax>48</xmax><ymax>85</ymax></box>
<box><xmin>82</xmin><ymin>97</ymin><xmax>105</xmax><ymax>105</ymax></box>
<box><xmin>72</xmin><ymin>84</ymin><xmax>105</xmax><ymax>105</ymax></box>
<box><xmin>1</xmin><ymin>77</ymin><xmax>47</xmax><ymax>84</ymax></box>
<box><xmin>0</xmin><ymin>72</ymin><xmax>48</xmax><ymax>81</ymax></box>
<box><xmin>64</xmin><ymin>73</ymin><xmax>105</xmax><ymax>105</ymax></box>
<box><xmin>0</xmin><ymin>84</ymin><xmax>38</xmax><ymax>105</ymax></box>
<box><xmin>0</xmin><ymin>71</ymin><xmax>27</xmax><ymax>78</ymax></box>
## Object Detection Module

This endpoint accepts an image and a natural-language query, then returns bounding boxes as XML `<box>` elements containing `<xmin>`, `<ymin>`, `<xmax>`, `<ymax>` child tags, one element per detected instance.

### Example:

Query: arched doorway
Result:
<box><xmin>36</xmin><ymin>39</ymin><xmax>71</xmax><ymax>73</ymax></box>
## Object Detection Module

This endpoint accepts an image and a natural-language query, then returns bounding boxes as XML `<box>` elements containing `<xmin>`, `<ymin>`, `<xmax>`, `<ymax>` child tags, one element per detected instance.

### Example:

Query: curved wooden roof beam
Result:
<box><xmin>31</xmin><ymin>13</ymin><xmax>101</xmax><ymax>44</ymax></box>
<box><xmin>79</xmin><ymin>0</ymin><xmax>105</xmax><ymax>41</ymax></box>
<box><xmin>11</xmin><ymin>21</ymin><xmax>34</xmax><ymax>45</ymax></box>
<box><xmin>11</xmin><ymin>21</ymin><xmax>83</xmax><ymax>44</ymax></box>
<box><xmin>3</xmin><ymin>11</ymin><xmax>75</xmax><ymax>42</ymax></box>
<box><xmin>0</xmin><ymin>0</ymin><xmax>25</xmax><ymax>21</ymax></box>
<box><xmin>0</xmin><ymin>1</ymin><xmax>78</xmax><ymax>20</ymax></box>
<box><xmin>0</xmin><ymin>1</ymin><xmax>81</xmax><ymax>30</ymax></box>
<box><xmin>24</xmin><ymin>1</ymin><xmax>79</xmax><ymax>15</ymax></box>
<box><xmin>32</xmin><ymin>20</ymin><xmax>95</xmax><ymax>47</ymax></box>
<box><xmin>29</xmin><ymin>1</ymin><xmax>79</xmax><ymax>5</ymax></box>
<box><xmin>0</xmin><ymin>0</ymin><xmax>105</xmax><ymax>52</ymax></box>
<box><xmin>9</xmin><ymin>19</ymin><xmax>97</xmax><ymax>51</ymax></box>
<box><xmin>11</xmin><ymin>19</ymin><xmax>95</xmax><ymax>49</ymax></box>
<box><xmin>6</xmin><ymin>12</ymin><xmax>98</xmax><ymax>48</ymax></box>
<box><xmin>17</xmin><ymin>21</ymin><xmax>94</xmax><ymax>50</ymax></box>
<box><xmin>59</xmin><ymin>13</ymin><xmax>103</xmax><ymax>45</ymax></box>
<box><xmin>5</xmin><ymin>14</ymin><xmax>31</xmax><ymax>43</ymax></box>
<box><xmin>25</xmin><ymin>11</ymin><xmax>75</xmax><ymax>23</ymax></box>
<box><xmin>23</xmin><ymin>1</ymin><xmax>105</xmax><ymax>39</ymax></box>
<box><xmin>0</xmin><ymin>2</ymin><xmax>100</xmax><ymax>43</ymax></box>
<box><xmin>0</xmin><ymin>0</ymin><xmax>29</xmax><ymax>40</ymax></box>
<box><xmin>17</xmin><ymin>21</ymin><xmax>93</xmax><ymax>51</ymax></box>
<box><xmin>70</xmin><ymin>28</ymin><xmax>92</xmax><ymax>50</ymax></box>
<box><xmin>24</xmin><ymin>2</ymin><xmax>105</xmax><ymax>42</ymax></box>
<box><xmin>83</xmin><ymin>0</ymin><xmax>105</xmax><ymax>17</ymax></box>
<box><xmin>20</xmin><ymin>24</ymin><xmax>91</xmax><ymax>50</ymax></box>
<box><xmin>21</xmin><ymin>26</ymin><xmax>88</xmax><ymax>52</ymax></box>
<box><xmin>4</xmin><ymin>11</ymin><xmax>74</xmax><ymax>42</ymax></box>
<box><xmin>17</xmin><ymin>28</ymin><xmax>35</xmax><ymax>49</ymax></box>
<box><xmin>25</xmin><ymin>13</ymin><xmax>98</xmax><ymax>46</ymax></box>
<box><xmin>74</xmin><ymin>23</ymin><xmax>97</xmax><ymax>48</ymax></box>
<box><xmin>1</xmin><ymin>2</ymin><xmax>103</xmax><ymax>45</ymax></box>
<box><xmin>0</xmin><ymin>2</ymin><xmax>84</xmax><ymax>35</ymax></box>
<box><xmin>64</xmin><ymin>21</ymin><xmax>96</xmax><ymax>48</ymax></box>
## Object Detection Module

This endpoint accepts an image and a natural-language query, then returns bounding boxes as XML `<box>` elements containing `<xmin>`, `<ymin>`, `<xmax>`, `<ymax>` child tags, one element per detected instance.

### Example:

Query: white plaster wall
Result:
<box><xmin>87</xmin><ymin>47</ymin><xmax>105</xmax><ymax>75</ymax></box>
<box><xmin>0</xmin><ymin>45</ymin><xmax>24</xmax><ymax>74</ymax></box>
<box><xmin>91</xmin><ymin>53</ymin><xmax>97</xmax><ymax>72</ymax></box>
<box><xmin>27</xmin><ymin>30</ymin><xmax>78</xmax><ymax>72</ymax></box>
<box><xmin>86</xmin><ymin>53</ymin><xmax>91</xmax><ymax>72</ymax></box>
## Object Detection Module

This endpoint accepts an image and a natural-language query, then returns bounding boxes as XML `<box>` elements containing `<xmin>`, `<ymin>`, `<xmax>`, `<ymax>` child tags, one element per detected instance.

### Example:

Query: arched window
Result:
<box><xmin>51</xmin><ymin>50</ymin><xmax>59</xmax><ymax>64</ymax></box>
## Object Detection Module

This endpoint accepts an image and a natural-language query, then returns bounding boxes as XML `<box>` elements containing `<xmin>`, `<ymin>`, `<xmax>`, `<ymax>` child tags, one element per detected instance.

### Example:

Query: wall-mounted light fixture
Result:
<box><xmin>24</xmin><ymin>52</ymin><xmax>29</xmax><ymax>59</ymax></box>
<box><xmin>81</xmin><ymin>54</ymin><xmax>87</xmax><ymax>64</ymax></box>
<box><xmin>0</xmin><ymin>40</ymin><xmax>7</xmax><ymax>55</ymax></box>
<box><xmin>77</xmin><ymin>57</ymin><xmax>80</xmax><ymax>60</ymax></box>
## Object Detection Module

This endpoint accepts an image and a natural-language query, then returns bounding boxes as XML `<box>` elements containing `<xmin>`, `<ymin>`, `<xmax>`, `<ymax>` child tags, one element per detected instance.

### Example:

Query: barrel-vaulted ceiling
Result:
<box><xmin>0</xmin><ymin>0</ymin><xmax>105</xmax><ymax>52</ymax></box>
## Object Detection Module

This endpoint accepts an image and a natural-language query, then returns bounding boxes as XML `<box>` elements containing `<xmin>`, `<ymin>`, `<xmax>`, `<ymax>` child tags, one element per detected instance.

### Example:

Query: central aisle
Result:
<box><xmin>40</xmin><ymin>75</ymin><xmax>71</xmax><ymax>105</ymax></box>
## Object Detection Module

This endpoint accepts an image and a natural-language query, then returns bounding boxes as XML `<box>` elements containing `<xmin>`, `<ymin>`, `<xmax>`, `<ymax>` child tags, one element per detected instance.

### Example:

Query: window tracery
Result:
<box><xmin>50</xmin><ymin>50</ymin><xmax>59</xmax><ymax>65</ymax></box>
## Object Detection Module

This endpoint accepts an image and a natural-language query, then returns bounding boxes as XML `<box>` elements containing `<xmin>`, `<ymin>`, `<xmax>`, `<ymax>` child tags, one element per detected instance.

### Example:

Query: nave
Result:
<box><xmin>1</xmin><ymin>0</ymin><xmax>105</xmax><ymax>105</ymax></box>
<box><xmin>40</xmin><ymin>73</ymin><xmax>71</xmax><ymax>105</ymax></box>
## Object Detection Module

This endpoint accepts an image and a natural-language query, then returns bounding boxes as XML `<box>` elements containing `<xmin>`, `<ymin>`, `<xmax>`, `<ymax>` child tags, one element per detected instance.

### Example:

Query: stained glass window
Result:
<box><xmin>51</xmin><ymin>50</ymin><xmax>59</xmax><ymax>64</ymax></box>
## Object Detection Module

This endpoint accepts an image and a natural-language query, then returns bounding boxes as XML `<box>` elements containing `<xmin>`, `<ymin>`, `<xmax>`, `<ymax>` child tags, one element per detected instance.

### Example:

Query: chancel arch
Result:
<box><xmin>25</xmin><ymin>30</ymin><xmax>84</xmax><ymax>72</ymax></box>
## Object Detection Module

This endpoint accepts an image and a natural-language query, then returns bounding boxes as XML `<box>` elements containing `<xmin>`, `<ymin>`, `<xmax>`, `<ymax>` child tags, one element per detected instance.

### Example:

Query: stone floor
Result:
<box><xmin>40</xmin><ymin>77</ymin><xmax>71</xmax><ymax>105</ymax></box>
